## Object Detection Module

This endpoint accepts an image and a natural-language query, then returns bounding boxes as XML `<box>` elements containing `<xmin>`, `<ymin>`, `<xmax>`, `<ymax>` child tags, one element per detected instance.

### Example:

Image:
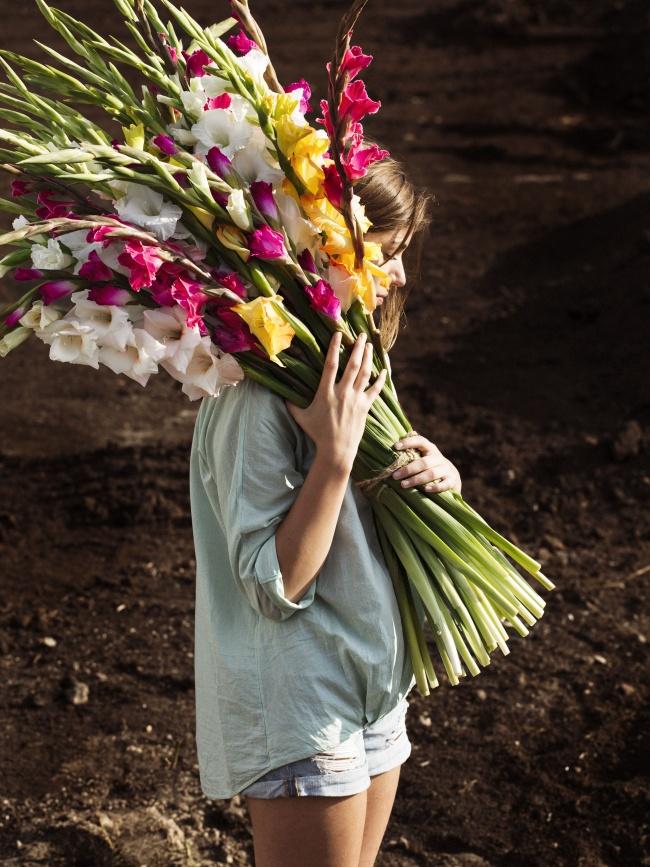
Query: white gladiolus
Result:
<box><xmin>235</xmin><ymin>49</ymin><xmax>270</xmax><ymax>88</ymax></box>
<box><xmin>141</xmin><ymin>305</ymin><xmax>203</xmax><ymax>375</ymax></box>
<box><xmin>56</xmin><ymin>229</ymin><xmax>130</xmax><ymax>277</ymax></box>
<box><xmin>0</xmin><ymin>326</ymin><xmax>32</xmax><ymax>357</ymax></box>
<box><xmin>68</xmin><ymin>289</ymin><xmax>134</xmax><ymax>351</ymax></box>
<box><xmin>12</xmin><ymin>215</ymin><xmax>29</xmax><ymax>231</ymax></box>
<box><xmin>115</xmin><ymin>183</ymin><xmax>188</xmax><ymax>242</ymax></box>
<box><xmin>191</xmin><ymin>107</ymin><xmax>253</xmax><ymax>160</ymax></box>
<box><xmin>35</xmin><ymin>317</ymin><xmax>100</xmax><ymax>369</ymax></box>
<box><xmin>19</xmin><ymin>301</ymin><xmax>62</xmax><ymax>331</ymax></box>
<box><xmin>31</xmin><ymin>238</ymin><xmax>74</xmax><ymax>271</ymax></box>
<box><xmin>226</xmin><ymin>189</ymin><xmax>253</xmax><ymax>231</ymax></box>
<box><xmin>98</xmin><ymin>327</ymin><xmax>167</xmax><ymax>387</ymax></box>
<box><xmin>231</xmin><ymin>127</ymin><xmax>283</xmax><ymax>185</ymax></box>
<box><xmin>161</xmin><ymin>335</ymin><xmax>244</xmax><ymax>400</ymax></box>
<box><xmin>276</xmin><ymin>189</ymin><xmax>319</xmax><ymax>253</ymax></box>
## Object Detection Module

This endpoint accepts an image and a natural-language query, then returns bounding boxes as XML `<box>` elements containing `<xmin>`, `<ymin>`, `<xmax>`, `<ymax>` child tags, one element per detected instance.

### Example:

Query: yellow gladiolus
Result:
<box><xmin>188</xmin><ymin>207</ymin><xmax>215</xmax><ymax>231</ymax></box>
<box><xmin>232</xmin><ymin>294</ymin><xmax>295</xmax><ymax>366</ymax></box>
<box><xmin>215</xmin><ymin>225</ymin><xmax>251</xmax><ymax>262</ymax></box>
<box><xmin>122</xmin><ymin>122</ymin><xmax>145</xmax><ymax>150</ymax></box>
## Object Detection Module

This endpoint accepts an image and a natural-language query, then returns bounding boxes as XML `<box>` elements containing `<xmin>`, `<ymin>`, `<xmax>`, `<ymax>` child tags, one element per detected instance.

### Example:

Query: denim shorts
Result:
<box><xmin>239</xmin><ymin>697</ymin><xmax>411</xmax><ymax>798</ymax></box>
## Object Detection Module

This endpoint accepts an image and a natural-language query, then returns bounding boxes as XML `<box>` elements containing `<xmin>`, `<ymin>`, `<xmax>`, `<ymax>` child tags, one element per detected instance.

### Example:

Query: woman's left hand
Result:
<box><xmin>391</xmin><ymin>434</ymin><xmax>462</xmax><ymax>494</ymax></box>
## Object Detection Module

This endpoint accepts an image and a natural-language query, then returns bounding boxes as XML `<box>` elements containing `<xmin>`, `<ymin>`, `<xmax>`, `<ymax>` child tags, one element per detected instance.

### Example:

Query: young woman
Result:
<box><xmin>189</xmin><ymin>151</ymin><xmax>462</xmax><ymax>867</ymax></box>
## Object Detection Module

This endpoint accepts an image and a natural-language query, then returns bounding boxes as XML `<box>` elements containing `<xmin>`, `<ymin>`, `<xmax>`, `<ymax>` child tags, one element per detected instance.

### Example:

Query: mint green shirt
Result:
<box><xmin>189</xmin><ymin>375</ymin><xmax>416</xmax><ymax>799</ymax></box>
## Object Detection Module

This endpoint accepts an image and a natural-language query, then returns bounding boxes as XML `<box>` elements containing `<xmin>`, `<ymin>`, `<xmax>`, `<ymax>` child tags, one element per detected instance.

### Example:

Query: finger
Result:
<box><xmin>392</xmin><ymin>459</ymin><xmax>446</xmax><ymax>481</ymax></box>
<box><xmin>338</xmin><ymin>332</ymin><xmax>367</xmax><ymax>391</ymax></box>
<box><xmin>318</xmin><ymin>331</ymin><xmax>342</xmax><ymax>393</ymax></box>
<box><xmin>363</xmin><ymin>367</ymin><xmax>387</xmax><ymax>403</ymax></box>
<box><xmin>423</xmin><ymin>477</ymin><xmax>454</xmax><ymax>493</ymax></box>
<box><xmin>396</xmin><ymin>467</ymin><xmax>447</xmax><ymax>488</ymax></box>
<box><xmin>353</xmin><ymin>342</ymin><xmax>374</xmax><ymax>390</ymax></box>
<box><xmin>393</xmin><ymin>434</ymin><xmax>436</xmax><ymax>454</ymax></box>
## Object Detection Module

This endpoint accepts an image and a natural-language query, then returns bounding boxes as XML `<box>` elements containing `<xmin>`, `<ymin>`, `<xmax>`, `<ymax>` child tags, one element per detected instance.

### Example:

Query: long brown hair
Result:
<box><xmin>356</xmin><ymin>147</ymin><xmax>432</xmax><ymax>351</ymax></box>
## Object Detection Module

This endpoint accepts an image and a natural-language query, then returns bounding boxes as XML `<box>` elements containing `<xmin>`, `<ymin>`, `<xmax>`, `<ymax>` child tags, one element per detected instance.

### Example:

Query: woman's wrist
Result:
<box><xmin>313</xmin><ymin>445</ymin><xmax>354</xmax><ymax>480</ymax></box>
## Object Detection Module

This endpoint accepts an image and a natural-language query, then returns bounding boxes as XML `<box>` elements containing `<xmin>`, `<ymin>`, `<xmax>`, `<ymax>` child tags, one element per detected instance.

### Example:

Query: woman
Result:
<box><xmin>189</xmin><ymin>150</ymin><xmax>462</xmax><ymax>867</ymax></box>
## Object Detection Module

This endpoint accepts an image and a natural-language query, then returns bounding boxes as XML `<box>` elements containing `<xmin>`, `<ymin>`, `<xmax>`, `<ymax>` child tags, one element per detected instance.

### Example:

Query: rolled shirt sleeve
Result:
<box><xmin>200</xmin><ymin>378</ymin><xmax>319</xmax><ymax>622</ymax></box>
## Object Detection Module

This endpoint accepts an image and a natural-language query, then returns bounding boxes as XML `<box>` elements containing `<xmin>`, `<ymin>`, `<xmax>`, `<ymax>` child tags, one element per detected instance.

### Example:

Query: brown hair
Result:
<box><xmin>356</xmin><ymin>147</ymin><xmax>432</xmax><ymax>351</ymax></box>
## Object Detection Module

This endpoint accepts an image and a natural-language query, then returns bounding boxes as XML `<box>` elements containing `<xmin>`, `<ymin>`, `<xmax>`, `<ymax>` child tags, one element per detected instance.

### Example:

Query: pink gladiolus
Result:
<box><xmin>318</xmin><ymin>99</ymin><xmax>334</xmax><ymax>138</ymax></box>
<box><xmin>248</xmin><ymin>226</ymin><xmax>287</xmax><ymax>260</ymax></box>
<box><xmin>153</xmin><ymin>134</ymin><xmax>177</xmax><ymax>155</ymax></box>
<box><xmin>342</xmin><ymin>142</ymin><xmax>389</xmax><ymax>181</ymax></box>
<box><xmin>171</xmin><ymin>273</ymin><xmax>210</xmax><ymax>334</ymax></box>
<box><xmin>11</xmin><ymin>179</ymin><xmax>31</xmax><ymax>198</ymax></box>
<box><xmin>88</xmin><ymin>285</ymin><xmax>131</xmax><ymax>306</ymax></box>
<box><xmin>207</xmin><ymin>146</ymin><xmax>232</xmax><ymax>179</ymax></box>
<box><xmin>297</xmin><ymin>249</ymin><xmax>317</xmax><ymax>274</ymax></box>
<box><xmin>204</xmin><ymin>93</ymin><xmax>231</xmax><ymax>111</ymax></box>
<box><xmin>322</xmin><ymin>164</ymin><xmax>344</xmax><ymax>209</ymax></box>
<box><xmin>304</xmin><ymin>279</ymin><xmax>341</xmax><ymax>320</ymax></box>
<box><xmin>14</xmin><ymin>268</ymin><xmax>44</xmax><ymax>281</ymax></box>
<box><xmin>86</xmin><ymin>224</ymin><xmax>118</xmax><ymax>245</ymax></box>
<box><xmin>286</xmin><ymin>78</ymin><xmax>312</xmax><ymax>114</ymax></box>
<box><xmin>341</xmin><ymin>45</ymin><xmax>373</xmax><ymax>80</ymax></box>
<box><xmin>250</xmin><ymin>181</ymin><xmax>278</xmax><ymax>222</ymax></box>
<box><xmin>185</xmin><ymin>48</ymin><xmax>211</xmax><ymax>78</ymax></box>
<box><xmin>35</xmin><ymin>190</ymin><xmax>75</xmax><ymax>220</ymax></box>
<box><xmin>39</xmin><ymin>280</ymin><xmax>76</xmax><ymax>305</ymax></box>
<box><xmin>149</xmin><ymin>261</ymin><xmax>182</xmax><ymax>307</ymax></box>
<box><xmin>117</xmin><ymin>240</ymin><xmax>163</xmax><ymax>291</ymax></box>
<box><xmin>339</xmin><ymin>80</ymin><xmax>381</xmax><ymax>123</ymax></box>
<box><xmin>227</xmin><ymin>30</ymin><xmax>258</xmax><ymax>55</ymax></box>
<box><xmin>212</xmin><ymin>270</ymin><xmax>248</xmax><ymax>299</ymax></box>
<box><xmin>4</xmin><ymin>306</ymin><xmax>26</xmax><ymax>328</ymax></box>
<box><xmin>79</xmin><ymin>250</ymin><xmax>113</xmax><ymax>283</ymax></box>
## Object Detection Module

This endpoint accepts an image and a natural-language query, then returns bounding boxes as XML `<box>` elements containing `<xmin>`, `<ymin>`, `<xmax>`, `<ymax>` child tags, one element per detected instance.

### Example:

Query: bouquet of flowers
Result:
<box><xmin>0</xmin><ymin>0</ymin><xmax>555</xmax><ymax>694</ymax></box>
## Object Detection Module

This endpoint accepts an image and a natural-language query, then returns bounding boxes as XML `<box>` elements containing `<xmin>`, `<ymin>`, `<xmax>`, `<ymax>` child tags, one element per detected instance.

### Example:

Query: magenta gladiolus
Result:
<box><xmin>304</xmin><ymin>279</ymin><xmax>341</xmax><ymax>320</ymax></box>
<box><xmin>207</xmin><ymin>146</ymin><xmax>232</xmax><ymax>179</ymax></box>
<box><xmin>250</xmin><ymin>181</ymin><xmax>278</xmax><ymax>222</ymax></box>
<box><xmin>342</xmin><ymin>142</ymin><xmax>389</xmax><ymax>182</ymax></box>
<box><xmin>171</xmin><ymin>273</ymin><xmax>210</xmax><ymax>334</ymax></box>
<box><xmin>4</xmin><ymin>306</ymin><xmax>26</xmax><ymax>328</ymax></box>
<box><xmin>341</xmin><ymin>45</ymin><xmax>373</xmax><ymax>80</ymax></box>
<box><xmin>213</xmin><ymin>270</ymin><xmax>248</xmax><ymax>299</ymax></box>
<box><xmin>185</xmin><ymin>48</ymin><xmax>211</xmax><ymax>78</ymax></box>
<box><xmin>248</xmin><ymin>226</ymin><xmax>287</xmax><ymax>260</ymax></box>
<box><xmin>35</xmin><ymin>190</ymin><xmax>75</xmax><ymax>220</ymax></box>
<box><xmin>117</xmin><ymin>240</ymin><xmax>163</xmax><ymax>291</ymax></box>
<box><xmin>14</xmin><ymin>268</ymin><xmax>44</xmax><ymax>281</ymax></box>
<box><xmin>227</xmin><ymin>30</ymin><xmax>257</xmax><ymax>55</ymax></box>
<box><xmin>210</xmin><ymin>301</ymin><xmax>257</xmax><ymax>353</ymax></box>
<box><xmin>204</xmin><ymin>93</ymin><xmax>232</xmax><ymax>111</ymax></box>
<box><xmin>10</xmin><ymin>179</ymin><xmax>31</xmax><ymax>198</ymax></box>
<box><xmin>39</xmin><ymin>280</ymin><xmax>76</xmax><ymax>305</ymax></box>
<box><xmin>87</xmin><ymin>285</ymin><xmax>131</xmax><ymax>306</ymax></box>
<box><xmin>322</xmin><ymin>164</ymin><xmax>344</xmax><ymax>209</ymax></box>
<box><xmin>297</xmin><ymin>249</ymin><xmax>317</xmax><ymax>274</ymax></box>
<box><xmin>153</xmin><ymin>134</ymin><xmax>177</xmax><ymax>155</ymax></box>
<box><xmin>286</xmin><ymin>78</ymin><xmax>313</xmax><ymax>114</ymax></box>
<box><xmin>339</xmin><ymin>80</ymin><xmax>381</xmax><ymax>123</ymax></box>
<box><xmin>79</xmin><ymin>250</ymin><xmax>112</xmax><ymax>283</ymax></box>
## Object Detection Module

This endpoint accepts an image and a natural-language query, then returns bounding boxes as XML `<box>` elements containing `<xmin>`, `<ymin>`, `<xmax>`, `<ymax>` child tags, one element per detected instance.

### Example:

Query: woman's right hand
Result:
<box><xmin>285</xmin><ymin>331</ymin><xmax>387</xmax><ymax>472</ymax></box>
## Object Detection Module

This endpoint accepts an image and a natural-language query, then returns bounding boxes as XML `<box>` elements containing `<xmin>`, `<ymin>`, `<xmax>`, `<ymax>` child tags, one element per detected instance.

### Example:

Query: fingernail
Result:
<box><xmin>394</xmin><ymin>441</ymin><xmax>403</xmax><ymax>448</ymax></box>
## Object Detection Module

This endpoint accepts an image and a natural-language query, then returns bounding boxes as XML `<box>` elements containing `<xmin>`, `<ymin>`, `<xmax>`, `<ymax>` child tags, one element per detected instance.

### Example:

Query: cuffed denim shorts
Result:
<box><xmin>240</xmin><ymin>697</ymin><xmax>411</xmax><ymax>798</ymax></box>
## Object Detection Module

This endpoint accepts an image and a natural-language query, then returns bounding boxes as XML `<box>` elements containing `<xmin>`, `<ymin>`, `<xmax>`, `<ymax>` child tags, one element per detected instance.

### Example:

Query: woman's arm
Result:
<box><xmin>277</xmin><ymin>330</ymin><xmax>387</xmax><ymax>603</ymax></box>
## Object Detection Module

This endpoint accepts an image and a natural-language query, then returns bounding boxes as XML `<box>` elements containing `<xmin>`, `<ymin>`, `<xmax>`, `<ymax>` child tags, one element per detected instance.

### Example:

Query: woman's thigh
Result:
<box><xmin>245</xmin><ymin>790</ymin><xmax>367</xmax><ymax>867</ymax></box>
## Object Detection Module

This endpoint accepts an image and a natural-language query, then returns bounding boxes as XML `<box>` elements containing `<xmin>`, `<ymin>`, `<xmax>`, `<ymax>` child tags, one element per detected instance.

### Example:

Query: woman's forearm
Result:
<box><xmin>275</xmin><ymin>450</ymin><xmax>352</xmax><ymax>604</ymax></box>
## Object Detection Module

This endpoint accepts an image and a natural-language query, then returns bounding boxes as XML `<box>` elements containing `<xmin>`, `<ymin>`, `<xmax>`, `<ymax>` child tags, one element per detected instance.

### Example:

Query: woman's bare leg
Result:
<box><xmin>245</xmin><ymin>791</ymin><xmax>367</xmax><ymax>867</ymax></box>
<box><xmin>357</xmin><ymin>766</ymin><xmax>401</xmax><ymax>867</ymax></box>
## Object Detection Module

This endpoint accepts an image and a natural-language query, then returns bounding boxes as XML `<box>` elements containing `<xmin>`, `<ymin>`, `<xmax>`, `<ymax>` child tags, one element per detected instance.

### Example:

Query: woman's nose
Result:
<box><xmin>387</xmin><ymin>256</ymin><xmax>406</xmax><ymax>289</ymax></box>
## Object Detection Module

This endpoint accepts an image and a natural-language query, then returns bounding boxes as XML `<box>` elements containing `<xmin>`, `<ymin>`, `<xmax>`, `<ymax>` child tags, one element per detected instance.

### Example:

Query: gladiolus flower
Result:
<box><xmin>122</xmin><ymin>122</ymin><xmax>145</xmax><ymax>149</ymax></box>
<box><xmin>339</xmin><ymin>80</ymin><xmax>381</xmax><ymax>123</ymax></box>
<box><xmin>153</xmin><ymin>134</ymin><xmax>177</xmax><ymax>155</ymax></box>
<box><xmin>248</xmin><ymin>226</ymin><xmax>287</xmax><ymax>260</ymax></box>
<box><xmin>39</xmin><ymin>280</ymin><xmax>77</xmax><ymax>306</ymax></box>
<box><xmin>170</xmin><ymin>273</ymin><xmax>210</xmax><ymax>335</ymax></box>
<box><xmin>227</xmin><ymin>30</ymin><xmax>258</xmax><ymax>55</ymax></box>
<box><xmin>207</xmin><ymin>145</ymin><xmax>233</xmax><ymax>179</ymax></box>
<box><xmin>11</xmin><ymin>179</ymin><xmax>31</xmax><ymax>198</ymax></box>
<box><xmin>304</xmin><ymin>279</ymin><xmax>341</xmax><ymax>320</ymax></box>
<box><xmin>204</xmin><ymin>93</ymin><xmax>232</xmax><ymax>111</ymax></box>
<box><xmin>14</xmin><ymin>268</ymin><xmax>44</xmax><ymax>282</ymax></box>
<box><xmin>342</xmin><ymin>142</ymin><xmax>389</xmax><ymax>182</ymax></box>
<box><xmin>341</xmin><ymin>45</ymin><xmax>373</xmax><ymax>80</ymax></box>
<box><xmin>35</xmin><ymin>190</ymin><xmax>75</xmax><ymax>220</ymax></box>
<box><xmin>87</xmin><ymin>285</ymin><xmax>131</xmax><ymax>306</ymax></box>
<box><xmin>286</xmin><ymin>79</ymin><xmax>312</xmax><ymax>114</ymax></box>
<box><xmin>79</xmin><ymin>250</ymin><xmax>113</xmax><ymax>283</ymax></box>
<box><xmin>322</xmin><ymin>164</ymin><xmax>344</xmax><ymax>209</ymax></box>
<box><xmin>4</xmin><ymin>306</ymin><xmax>26</xmax><ymax>328</ymax></box>
<box><xmin>215</xmin><ymin>226</ymin><xmax>251</xmax><ymax>262</ymax></box>
<box><xmin>117</xmin><ymin>240</ymin><xmax>164</xmax><ymax>291</ymax></box>
<box><xmin>297</xmin><ymin>249</ymin><xmax>317</xmax><ymax>274</ymax></box>
<box><xmin>212</xmin><ymin>270</ymin><xmax>248</xmax><ymax>299</ymax></box>
<box><xmin>231</xmin><ymin>294</ymin><xmax>295</xmax><ymax>365</ymax></box>
<box><xmin>250</xmin><ymin>181</ymin><xmax>279</xmax><ymax>222</ymax></box>
<box><xmin>185</xmin><ymin>48</ymin><xmax>211</xmax><ymax>78</ymax></box>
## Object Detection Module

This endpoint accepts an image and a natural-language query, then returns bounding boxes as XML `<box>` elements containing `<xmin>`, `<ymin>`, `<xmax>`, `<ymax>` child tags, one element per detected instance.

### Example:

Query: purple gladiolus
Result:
<box><xmin>248</xmin><ymin>226</ymin><xmax>287</xmax><ymax>260</ymax></box>
<box><xmin>39</xmin><ymin>280</ymin><xmax>76</xmax><ymax>305</ymax></box>
<box><xmin>87</xmin><ymin>285</ymin><xmax>131</xmax><ymax>306</ymax></box>
<box><xmin>323</xmin><ymin>164</ymin><xmax>344</xmax><ymax>209</ymax></box>
<box><xmin>207</xmin><ymin>146</ymin><xmax>232</xmax><ymax>179</ymax></box>
<box><xmin>4</xmin><ymin>306</ymin><xmax>26</xmax><ymax>328</ymax></box>
<box><xmin>10</xmin><ymin>179</ymin><xmax>31</xmax><ymax>198</ymax></box>
<box><xmin>153</xmin><ymin>134</ymin><xmax>177</xmax><ymax>155</ymax></box>
<box><xmin>79</xmin><ymin>250</ymin><xmax>112</xmax><ymax>283</ymax></box>
<box><xmin>297</xmin><ymin>249</ymin><xmax>317</xmax><ymax>274</ymax></box>
<box><xmin>227</xmin><ymin>30</ymin><xmax>258</xmax><ymax>55</ymax></box>
<box><xmin>304</xmin><ymin>279</ymin><xmax>341</xmax><ymax>320</ymax></box>
<box><xmin>250</xmin><ymin>181</ymin><xmax>278</xmax><ymax>222</ymax></box>
<box><xmin>14</xmin><ymin>268</ymin><xmax>44</xmax><ymax>281</ymax></box>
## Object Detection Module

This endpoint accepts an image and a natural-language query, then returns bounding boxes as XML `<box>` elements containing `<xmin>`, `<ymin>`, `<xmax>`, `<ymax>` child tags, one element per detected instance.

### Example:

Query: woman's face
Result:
<box><xmin>365</xmin><ymin>225</ymin><xmax>412</xmax><ymax>306</ymax></box>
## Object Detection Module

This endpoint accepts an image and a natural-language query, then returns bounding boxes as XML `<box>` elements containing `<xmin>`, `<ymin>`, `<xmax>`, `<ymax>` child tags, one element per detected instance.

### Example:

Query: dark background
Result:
<box><xmin>0</xmin><ymin>1</ymin><xmax>649</xmax><ymax>865</ymax></box>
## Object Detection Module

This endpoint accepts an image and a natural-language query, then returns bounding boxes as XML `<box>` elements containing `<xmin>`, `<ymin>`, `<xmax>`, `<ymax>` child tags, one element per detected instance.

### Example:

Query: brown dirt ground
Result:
<box><xmin>0</xmin><ymin>0</ymin><xmax>649</xmax><ymax>865</ymax></box>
